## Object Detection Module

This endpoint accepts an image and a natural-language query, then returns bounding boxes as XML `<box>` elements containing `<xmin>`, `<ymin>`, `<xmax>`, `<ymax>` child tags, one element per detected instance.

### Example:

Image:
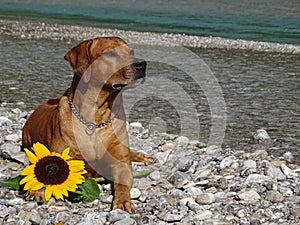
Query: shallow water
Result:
<box><xmin>0</xmin><ymin>0</ymin><xmax>299</xmax><ymax>44</ymax></box>
<box><xmin>0</xmin><ymin>35</ymin><xmax>299</xmax><ymax>161</ymax></box>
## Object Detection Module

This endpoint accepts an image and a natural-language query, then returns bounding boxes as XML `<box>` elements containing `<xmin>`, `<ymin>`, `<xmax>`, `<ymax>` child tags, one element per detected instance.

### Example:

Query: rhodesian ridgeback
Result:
<box><xmin>22</xmin><ymin>37</ymin><xmax>152</xmax><ymax>212</ymax></box>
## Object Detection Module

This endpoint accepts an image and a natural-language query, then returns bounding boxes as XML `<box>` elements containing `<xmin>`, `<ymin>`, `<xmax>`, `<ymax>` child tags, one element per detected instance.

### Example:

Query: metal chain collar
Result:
<box><xmin>66</xmin><ymin>88</ymin><xmax>114</xmax><ymax>135</ymax></box>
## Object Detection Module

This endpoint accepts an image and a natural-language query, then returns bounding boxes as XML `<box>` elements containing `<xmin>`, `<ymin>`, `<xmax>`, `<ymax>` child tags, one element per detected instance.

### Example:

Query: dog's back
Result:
<box><xmin>22</xmin><ymin>98</ymin><xmax>61</xmax><ymax>151</ymax></box>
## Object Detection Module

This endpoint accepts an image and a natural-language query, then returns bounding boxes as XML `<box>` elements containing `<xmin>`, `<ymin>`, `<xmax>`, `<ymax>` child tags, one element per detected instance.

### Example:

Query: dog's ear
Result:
<box><xmin>64</xmin><ymin>39</ymin><xmax>94</xmax><ymax>82</ymax></box>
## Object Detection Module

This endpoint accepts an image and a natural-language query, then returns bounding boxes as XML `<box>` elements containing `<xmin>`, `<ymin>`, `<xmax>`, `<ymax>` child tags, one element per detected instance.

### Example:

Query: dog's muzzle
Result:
<box><xmin>112</xmin><ymin>59</ymin><xmax>147</xmax><ymax>90</ymax></box>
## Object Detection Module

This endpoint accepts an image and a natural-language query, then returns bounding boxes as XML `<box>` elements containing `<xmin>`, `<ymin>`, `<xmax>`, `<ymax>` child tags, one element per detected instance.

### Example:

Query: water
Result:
<box><xmin>0</xmin><ymin>0</ymin><xmax>299</xmax><ymax>44</ymax></box>
<box><xmin>0</xmin><ymin>0</ymin><xmax>299</xmax><ymax>161</ymax></box>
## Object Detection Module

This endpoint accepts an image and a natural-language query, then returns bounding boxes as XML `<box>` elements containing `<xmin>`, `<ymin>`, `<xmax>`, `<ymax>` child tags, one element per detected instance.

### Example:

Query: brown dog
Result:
<box><xmin>22</xmin><ymin>37</ymin><xmax>152</xmax><ymax>212</ymax></box>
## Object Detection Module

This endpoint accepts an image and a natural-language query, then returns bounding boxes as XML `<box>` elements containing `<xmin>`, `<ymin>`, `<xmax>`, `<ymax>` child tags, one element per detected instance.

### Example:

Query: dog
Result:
<box><xmin>22</xmin><ymin>37</ymin><xmax>152</xmax><ymax>212</ymax></box>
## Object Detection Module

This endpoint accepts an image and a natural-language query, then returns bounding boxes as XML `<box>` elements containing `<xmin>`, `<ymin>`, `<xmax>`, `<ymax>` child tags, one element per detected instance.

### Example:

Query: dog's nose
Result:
<box><xmin>133</xmin><ymin>59</ymin><xmax>147</xmax><ymax>71</ymax></box>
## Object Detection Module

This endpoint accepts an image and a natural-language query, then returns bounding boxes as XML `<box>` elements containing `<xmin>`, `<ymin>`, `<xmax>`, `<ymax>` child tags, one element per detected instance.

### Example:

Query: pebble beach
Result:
<box><xmin>1</xmin><ymin>104</ymin><xmax>300</xmax><ymax>225</ymax></box>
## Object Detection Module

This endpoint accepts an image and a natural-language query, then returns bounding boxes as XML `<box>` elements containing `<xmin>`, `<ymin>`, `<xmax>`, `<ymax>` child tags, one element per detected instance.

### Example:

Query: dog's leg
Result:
<box><xmin>110</xmin><ymin>162</ymin><xmax>135</xmax><ymax>213</ymax></box>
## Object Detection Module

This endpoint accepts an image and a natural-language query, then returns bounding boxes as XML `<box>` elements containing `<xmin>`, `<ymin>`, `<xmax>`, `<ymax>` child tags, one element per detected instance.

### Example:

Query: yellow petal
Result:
<box><xmin>32</xmin><ymin>142</ymin><xmax>51</xmax><ymax>160</ymax></box>
<box><xmin>23</xmin><ymin>178</ymin><xmax>40</xmax><ymax>191</ymax></box>
<box><xmin>30</xmin><ymin>181</ymin><xmax>44</xmax><ymax>191</ymax></box>
<box><xmin>24</xmin><ymin>149</ymin><xmax>38</xmax><ymax>164</ymax></box>
<box><xmin>52</xmin><ymin>187</ymin><xmax>64</xmax><ymax>200</ymax></box>
<box><xmin>61</xmin><ymin>147</ymin><xmax>72</xmax><ymax>160</ymax></box>
<box><xmin>20</xmin><ymin>165</ymin><xmax>35</xmax><ymax>176</ymax></box>
<box><xmin>19</xmin><ymin>174</ymin><xmax>35</xmax><ymax>185</ymax></box>
<box><xmin>45</xmin><ymin>185</ymin><xmax>53</xmax><ymax>201</ymax></box>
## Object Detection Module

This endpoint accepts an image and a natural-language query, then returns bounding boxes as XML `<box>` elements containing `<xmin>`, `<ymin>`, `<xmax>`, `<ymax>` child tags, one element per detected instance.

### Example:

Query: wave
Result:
<box><xmin>0</xmin><ymin>19</ymin><xmax>299</xmax><ymax>54</ymax></box>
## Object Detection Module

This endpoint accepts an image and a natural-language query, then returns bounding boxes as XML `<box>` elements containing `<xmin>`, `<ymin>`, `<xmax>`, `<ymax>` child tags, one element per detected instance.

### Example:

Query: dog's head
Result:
<box><xmin>64</xmin><ymin>37</ymin><xmax>146</xmax><ymax>91</ymax></box>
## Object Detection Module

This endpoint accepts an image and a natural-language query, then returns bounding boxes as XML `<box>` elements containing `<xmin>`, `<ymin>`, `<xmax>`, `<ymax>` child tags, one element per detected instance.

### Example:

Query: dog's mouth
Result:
<box><xmin>112</xmin><ymin>77</ymin><xmax>145</xmax><ymax>90</ymax></box>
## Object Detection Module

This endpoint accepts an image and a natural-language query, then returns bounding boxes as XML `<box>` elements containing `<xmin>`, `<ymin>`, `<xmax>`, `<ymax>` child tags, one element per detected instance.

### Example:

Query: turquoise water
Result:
<box><xmin>0</xmin><ymin>0</ymin><xmax>299</xmax><ymax>44</ymax></box>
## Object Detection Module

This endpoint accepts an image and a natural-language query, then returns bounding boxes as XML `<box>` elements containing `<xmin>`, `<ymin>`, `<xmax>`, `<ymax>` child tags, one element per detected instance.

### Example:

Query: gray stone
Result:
<box><xmin>55</xmin><ymin>212</ymin><xmax>71</xmax><ymax>224</ymax></box>
<box><xmin>29</xmin><ymin>210</ymin><xmax>41</xmax><ymax>225</ymax></box>
<box><xmin>149</xmin><ymin>170</ymin><xmax>161</xmax><ymax>181</ymax></box>
<box><xmin>5</xmin><ymin>133</ymin><xmax>20</xmax><ymax>142</ymax></box>
<box><xmin>220</xmin><ymin>156</ymin><xmax>235</xmax><ymax>170</ymax></box>
<box><xmin>194</xmin><ymin>210</ymin><xmax>213</xmax><ymax>220</ymax></box>
<box><xmin>0</xmin><ymin>116</ymin><xmax>12</xmax><ymax>126</ymax></box>
<box><xmin>130</xmin><ymin>188</ymin><xmax>141</xmax><ymax>199</ymax></box>
<box><xmin>187</xmin><ymin>201</ymin><xmax>202</xmax><ymax>213</ymax></box>
<box><xmin>107</xmin><ymin>209</ymin><xmax>130</xmax><ymax>223</ymax></box>
<box><xmin>261</xmin><ymin>160</ymin><xmax>286</xmax><ymax>181</ymax></box>
<box><xmin>175</xmin><ymin>136</ymin><xmax>189</xmax><ymax>149</ymax></box>
<box><xmin>265</xmin><ymin>191</ymin><xmax>284</xmax><ymax>203</ymax></box>
<box><xmin>243</xmin><ymin>174</ymin><xmax>272</xmax><ymax>186</ymax></box>
<box><xmin>163</xmin><ymin>213</ymin><xmax>183</xmax><ymax>222</ymax></box>
<box><xmin>7</xmin><ymin>197</ymin><xmax>24</xmax><ymax>206</ymax></box>
<box><xmin>137</xmin><ymin>216</ymin><xmax>154</xmax><ymax>224</ymax></box>
<box><xmin>0</xmin><ymin>205</ymin><xmax>9</xmax><ymax>218</ymax></box>
<box><xmin>156</xmin><ymin>149</ymin><xmax>172</xmax><ymax>165</ymax></box>
<box><xmin>174</xmin><ymin>157</ymin><xmax>193</xmax><ymax>172</ymax></box>
<box><xmin>115</xmin><ymin>218</ymin><xmax>137</xmax><ymax>225</ymax></box>
<box><xmin>185</xmin><ymin>187</ymin><xmax>203</xmax><ymax>196</ymax></box>
<box><xmin>282</xmin><ymin>151</ymin><xmax>294</xmax><ymax>163</ymax></box>
<box><xmin>196</xmin><ymin>193</ymin><xmax>215</xmax><ymax>205</ymax></box>
<box><xmin>254</xmin><ymin>129</ymin><xmax>271</xmax><ymax>141</ymax></box>
<box><xmin>241</xmin><ymin>159</ymin><xmax>257</xmax><ymax>175</ymax></box>
<box><xmin>280</xmin><ymin>164</ymin><xmax>297</xmax><ymax>178</ymax></box>
<box><xmin>202</xmin><ymin>145</ymin><xmax>222</xmax><ymax>155</ymax></box>
<box><xmin>237</xmin><ymin>190</ymin><xmax>261</xmax><ymax>203</ymax></box>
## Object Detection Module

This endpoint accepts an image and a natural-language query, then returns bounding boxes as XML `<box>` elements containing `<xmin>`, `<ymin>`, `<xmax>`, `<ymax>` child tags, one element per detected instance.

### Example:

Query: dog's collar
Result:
<box><xmin>66</xmin><ymin>88</ymin><xmax>115</xmax><ymax>135</ymax></box>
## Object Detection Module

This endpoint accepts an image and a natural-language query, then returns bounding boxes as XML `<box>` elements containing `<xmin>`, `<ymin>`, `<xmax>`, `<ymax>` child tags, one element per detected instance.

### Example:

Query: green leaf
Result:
<box><xmin>79</xmin><ymin>178</ymin><xmax>101</xmax><ymax>203</ymax></box>
<box><xmin>1</xmin><ymin>175</ymin><xmax>24</xmax><ymax>190</ymax></box>
<box><xmin>68</xmin><ymin>178</ymin><xmax>100</xmax><ymax>203</ymax></box>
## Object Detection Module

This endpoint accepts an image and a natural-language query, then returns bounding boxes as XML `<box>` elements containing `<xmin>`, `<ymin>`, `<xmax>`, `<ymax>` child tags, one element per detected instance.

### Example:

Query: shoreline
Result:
<box><xmin>1</xmin><ymin>19</ymin><xmax>300</xmax><ymax>54</ymax></box>
<box><xmin>1</xmin><ymin>103</ymin><xmax>300</xmax><ymax>224</ymax></box>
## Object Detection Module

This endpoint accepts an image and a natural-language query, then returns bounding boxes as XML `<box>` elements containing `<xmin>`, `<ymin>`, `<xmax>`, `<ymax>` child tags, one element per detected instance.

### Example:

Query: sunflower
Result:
<box><xmin>20</xmin><ymin>142</ymin><xmax>87</xmax><ymax>201</ymax></box>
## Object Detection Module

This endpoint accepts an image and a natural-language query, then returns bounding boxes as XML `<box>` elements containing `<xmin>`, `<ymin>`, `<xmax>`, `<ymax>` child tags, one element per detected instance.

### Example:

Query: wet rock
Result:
<box><xmin>253</xmin><ymin>129</ymin><xmax>271</xmax><ymax>141</ymax></box>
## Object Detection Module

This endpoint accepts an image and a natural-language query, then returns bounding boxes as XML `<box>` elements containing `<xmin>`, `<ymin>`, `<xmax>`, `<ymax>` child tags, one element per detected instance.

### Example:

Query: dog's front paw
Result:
<box><xmin>112</xmin><ymin>198</ymin><xmax>135</xmax><ymax>213</ymax></box>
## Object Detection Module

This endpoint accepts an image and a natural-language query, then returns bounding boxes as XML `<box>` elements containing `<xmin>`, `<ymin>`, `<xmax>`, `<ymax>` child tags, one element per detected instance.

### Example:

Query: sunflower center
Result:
<box><xmin>34</xmin><ymin>156</ymin><xmax>70</xmax><ymax>185</ymax></box>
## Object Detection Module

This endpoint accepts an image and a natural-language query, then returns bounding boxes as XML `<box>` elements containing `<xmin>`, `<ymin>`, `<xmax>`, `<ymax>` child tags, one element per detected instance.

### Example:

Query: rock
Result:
<box><xmin>202</xmin><ymin>145</ymin><xmax>222</xmax><ymax>155</ymax></box>
<box><xmin>187</xmin><ymin>201</ymin><xmax>202</xmax><ymax>213</ymax></box>
<box><xmin>155</xmin><ymin>149</ymin><xmax>172</xmax><ymax>165</ymax></box>
<box><xmin>159</xmin><ymin>143</ymin><xmax>176</xmax><ymax>151</ymax></box>
<box><xmin>282</xmin><ymin>151</ymin><xmax>294</xmax><ymax>163</ymax></box>
<box><xmin>241</xmin><ymin>160</ymin><xmax>257</xmax><ymax>176</ymax></box>
<box><xmin>0</xmin><ymin>116</ymin><xmax>12</xmax><ymax>125</ymax></box>
<box><xmin>174</xmin><ymin>157</ymin><xmax>193</xmax><ymax>172</ymax></box>
<box><xmin>196</xmin><ymin>193</ymin><xmax>215</xmax><ymax>205</ymax></box>
<box><xmin>106</xmin><ymin>209</ymin><xmax>130</xmax><ymax>223</ymax></box>
<box><xmin>261</xmin><ymin>160</ymin><xmax>286</xmax><ymax>181</ymax></box>
<box><xmin>115</xmin><ymin>217</ymin><xmax>136</xmax><ymax>225</ymax></box>
<box><xmin>185</xmin><ymin>187</ymin><xmax>202</xmax><ymax>196</ymax></box>
<box><xmin>162</xmin><ymin>213</ymin><xmax>183</xmax><ymax>222</ymax></box>
<box><xmin>55</xmin><ymin>212</ymin><xmax>71</xmax><ymax>224</ymax></box>
<box><xmin>29</xmin><ymin>210</ymin><xmax>41</xmax><ymax>225</ymax></box>
<box><xmin>280</xmin><ymin>164</ymin><xmax>297</xmax><ymax>178</ymax></box>
<box><xmin>194</xmin><ymin>210</ymin><xmax>213</xmax><ymax>220</ymax></box>
<box><xmin>243</xmin><ymin>174</ymin><xmax>272</xmax><ymax>186</ymax></box>
<box><xmin>237</xmin><ymin>190</ymin><xmax>261</xmax><ymax>203</ymax></box>
<box><xmin>220</xmin><ymin>156</ymin><xmax>235</xmax><ymax>170</ymax></box>
<box><xmin>137</xmin><ymin>216</ymin><xmax>154</xmax><ymax>224</ymax></box>
<box><xmin>253</xmin><ymin>129</ymin><xmax>271</xmax><ymax>141</ymax></box>
<box><xmin>5</xmin><ymin>133</ymin><xmax>20</xmax><ymax>142</ymax></box>
<box><xmin>149</xmin><ymin>170</ymin><xmax>161</xmax><ymax>181</ymax></box>
<box><xmin>265</xmin><ymin>191</ymin><xmax>284</xmax><ymax>203</ymax></box>
<box><xmin>175</xmin><ymin>136</ymin><xmax>189</xmax><ymax>149</ymax></box>
<box><xmin>130</xmin><ymin>188</ymin><xmax>141</xmax><ymax>199</ymax></box>
<box><xmin>195</xmin><ymin>168</ymin><xmax>211</xmax><ymax>179</ymax></box>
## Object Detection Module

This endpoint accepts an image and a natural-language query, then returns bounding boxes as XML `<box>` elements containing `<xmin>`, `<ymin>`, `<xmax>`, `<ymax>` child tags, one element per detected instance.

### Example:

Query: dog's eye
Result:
<box><xmin>103</xmin><ymin>51</ymin><xmax>117</xmax><ymax>57</ymax></box>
